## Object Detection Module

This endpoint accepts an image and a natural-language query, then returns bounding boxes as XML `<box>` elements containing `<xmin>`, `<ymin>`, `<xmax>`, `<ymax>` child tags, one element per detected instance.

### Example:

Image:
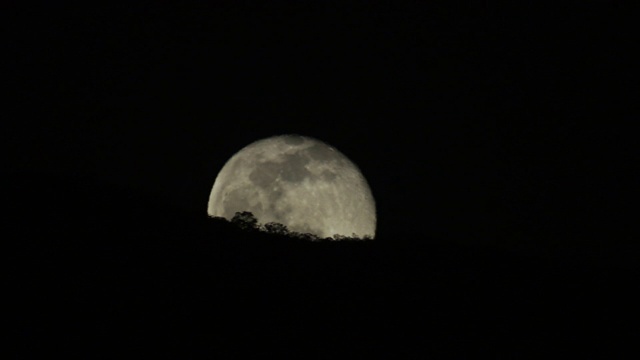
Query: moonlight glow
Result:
<box><xmin>207</xmin><ymin>135</ymin><xmax>376</xmax><ymax>239</ymax></box>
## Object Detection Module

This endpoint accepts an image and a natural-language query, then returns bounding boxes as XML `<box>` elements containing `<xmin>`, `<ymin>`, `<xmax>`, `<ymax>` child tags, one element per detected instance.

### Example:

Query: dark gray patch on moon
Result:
<box><xmin>280</xmin><ymin>153</ymin><xmax>311</xmax><ymax>183</ymax></box>
<box><xmin>249</xmin><ymin>153</ymin><xmax>312</xmax><ymax>187</ymax></box>
<box><xmin>249</xmin><ymin>161</ymin><xmax>280</xmax><ymax>188</ymax></box>
<box><xmin>321</xmin><ymin>170</ymin><xmax>338</xmax><ymax>181</ymax></box>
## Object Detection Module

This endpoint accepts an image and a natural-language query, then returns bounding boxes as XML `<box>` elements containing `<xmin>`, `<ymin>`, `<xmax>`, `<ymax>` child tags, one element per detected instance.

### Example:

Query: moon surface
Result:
<box><xmin>207</xmin><ymin>135</ymin><xmax>376</xmax><ymax>239</ymax></box>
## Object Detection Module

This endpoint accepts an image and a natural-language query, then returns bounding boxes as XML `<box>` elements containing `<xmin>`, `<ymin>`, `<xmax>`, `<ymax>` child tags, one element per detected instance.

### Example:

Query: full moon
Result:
<box><xmin>207</xmin><ymin>135</ymin><xmax>376</xmax><ymax>239</ymax></box>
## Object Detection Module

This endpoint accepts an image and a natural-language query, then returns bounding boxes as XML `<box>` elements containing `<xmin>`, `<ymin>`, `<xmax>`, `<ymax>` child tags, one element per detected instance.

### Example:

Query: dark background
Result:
<box><xmin>5</xmin><ymin>1</ymin><xmax>635</xmax><ymax>356</ymax></box>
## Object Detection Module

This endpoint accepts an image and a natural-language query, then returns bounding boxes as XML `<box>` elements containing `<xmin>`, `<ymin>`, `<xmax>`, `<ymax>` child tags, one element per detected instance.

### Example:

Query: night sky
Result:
<box><xmin>6</xmin><ymin>2</ymin><xmax>635</xmax><ymax>354</ymax></box>
<box><xmin>8</xmin><ymin>2</ymin><xmax>629</xmax><ymax>242</ymax></box>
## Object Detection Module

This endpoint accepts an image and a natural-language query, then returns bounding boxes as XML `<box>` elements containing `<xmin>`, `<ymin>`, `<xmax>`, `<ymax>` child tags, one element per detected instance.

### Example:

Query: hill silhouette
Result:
<box><xmin>6</xmin><ymin>172</ymin><xmax>638</xmax><ymax>355</ymax></box>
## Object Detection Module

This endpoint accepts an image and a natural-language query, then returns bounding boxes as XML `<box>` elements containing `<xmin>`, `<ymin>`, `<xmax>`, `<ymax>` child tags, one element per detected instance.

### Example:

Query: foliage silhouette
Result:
<box><xmin>289</xmin><ymin>231</ymin><xmax>320</xmax><ymax>242</ymax></box>
<box><xmin>228</xmin><ymin>212</ymin><xmax>352</xmax><ymax>241</ymax></box>
<box><xmin>263</xmin><ymin>222</ymin><xmax>289</xmax><ymax>236</ymax></box>
<box><xmin>231</xmin><ymin>211</ymin><xmax>259</xmax><ymax>231</ymax></box>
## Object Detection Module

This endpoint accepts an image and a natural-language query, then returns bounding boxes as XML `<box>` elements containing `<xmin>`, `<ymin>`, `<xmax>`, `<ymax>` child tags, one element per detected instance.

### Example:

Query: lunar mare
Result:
<box><xmin>207</xmin><ymin>135</ymin><xmax>376</xmax><ymax>239</ymax></box>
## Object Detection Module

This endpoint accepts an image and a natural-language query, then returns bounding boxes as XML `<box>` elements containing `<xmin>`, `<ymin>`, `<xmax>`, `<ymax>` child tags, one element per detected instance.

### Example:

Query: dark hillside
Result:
<box><xmin>6</xmin><ymin>172</ymin><xmax>637</xmax><ymax>355</ymax></box>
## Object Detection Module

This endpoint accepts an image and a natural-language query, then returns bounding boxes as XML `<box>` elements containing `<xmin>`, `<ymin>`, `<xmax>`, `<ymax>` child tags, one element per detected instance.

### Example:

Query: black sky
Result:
<box><xmin>5</xmin><ymin>3</ymin><xmax>638</xmax><ymax>355</ymax></box>
<box><xmin>5</xmin><ymin>2</ymin><xmax>632</xmax><ymax>249</ymax></box>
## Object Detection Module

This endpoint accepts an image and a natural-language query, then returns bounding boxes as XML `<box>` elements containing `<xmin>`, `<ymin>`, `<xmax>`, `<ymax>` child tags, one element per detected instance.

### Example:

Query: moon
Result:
<box><xmin>207</xmin><ymin>135</ymin><xmax>376</xmax><ymax>239</ymax></box>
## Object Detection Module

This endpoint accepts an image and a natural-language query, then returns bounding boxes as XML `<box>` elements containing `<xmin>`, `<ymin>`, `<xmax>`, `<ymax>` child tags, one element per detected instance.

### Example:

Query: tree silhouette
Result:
<box><xmin>226</xmin><ymin>212</ymin><xmax>358</xmax><ymax>242</ymax></box>
<box><xmin>231</xmin><ymin>211</ymin><xmax>258</xmax><ymax>231</ymax></box>
<box><xmin>300</xmin><ymin>233</ymin><xmax>320</xmax><ymax>241</ymax></box>
<box><xmin>263</xmin><ymin>222</ymin><xmax>289</xmax><ymax>235</ymax></box>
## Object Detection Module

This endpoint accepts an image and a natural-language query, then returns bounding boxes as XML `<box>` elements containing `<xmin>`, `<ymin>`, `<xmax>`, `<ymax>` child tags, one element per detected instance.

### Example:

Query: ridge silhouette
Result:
<box><xmin>5</xmin><ymin>172</ymin><xmax>637</xmax><ymax>353</ymax></box>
